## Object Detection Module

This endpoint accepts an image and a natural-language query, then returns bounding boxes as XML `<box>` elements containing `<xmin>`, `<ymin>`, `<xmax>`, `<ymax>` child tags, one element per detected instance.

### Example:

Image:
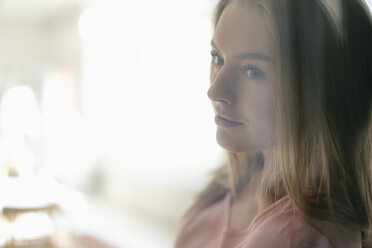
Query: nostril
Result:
<box><xmin>207</xmin><ymin>86</ymin><xmax>214</xmax><ymax>101</ymax></box>
<box><xmin>207</xmin><ymin>81</ymin><xmax>234</xmax><ymax>104</ymax></box>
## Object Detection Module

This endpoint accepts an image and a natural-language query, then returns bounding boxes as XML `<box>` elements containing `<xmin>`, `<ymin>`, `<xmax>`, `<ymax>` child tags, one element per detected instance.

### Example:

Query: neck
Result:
<box><xmin>235</xmin><ymin>147</ymin><xmax>276</xmax><ymax>207</ymax></box>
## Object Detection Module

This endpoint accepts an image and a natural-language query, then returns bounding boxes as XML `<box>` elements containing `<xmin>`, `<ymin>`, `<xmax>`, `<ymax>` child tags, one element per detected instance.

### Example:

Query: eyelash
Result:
<box><xmin>241</xmin><ymin>65</ymin><xmax>266</xmax><ymax>80</ymax></box>
<box><xmin>210</xmin><ymin>50</ymin><xmax>266</xmax><ymax>80</ymax></box>
<box><xmin>210</xmin><ymin>51</ymin><xmax>224</xmax><ymax>66</ymax></box>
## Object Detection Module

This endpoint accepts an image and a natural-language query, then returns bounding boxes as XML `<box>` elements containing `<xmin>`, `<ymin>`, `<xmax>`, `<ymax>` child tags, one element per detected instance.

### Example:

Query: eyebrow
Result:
<box><xmin>211</xmin><ymin>40</ymin><xmax>274</xmax><ymax>63</ymax></box>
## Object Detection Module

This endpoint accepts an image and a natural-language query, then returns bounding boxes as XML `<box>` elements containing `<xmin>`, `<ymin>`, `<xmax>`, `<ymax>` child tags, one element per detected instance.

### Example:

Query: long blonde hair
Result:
<box><xmin>178</xmin><ymin>0</ymin><xmax>372</xmax><ymax>246</ymax></box>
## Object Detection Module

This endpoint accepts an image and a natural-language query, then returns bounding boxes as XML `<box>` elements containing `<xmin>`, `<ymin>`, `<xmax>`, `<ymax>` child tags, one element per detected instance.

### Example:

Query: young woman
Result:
<box><xmin>174</xmin><ymin>0</ymin><xmax>372</xmax><ymax>247</ymax></box>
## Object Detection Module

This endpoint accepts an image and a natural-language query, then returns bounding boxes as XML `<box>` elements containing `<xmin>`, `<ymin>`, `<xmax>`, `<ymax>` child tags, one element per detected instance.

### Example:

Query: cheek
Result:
<box><xmin>239</xmin><ymin>85</ymin><xmax>275</xmax><ymax>132</ymax></box>
<box><xmin>254</xmin><ymin>99</ymin><xmax>275</xmax><ymax>144</ymax></box>
<box><xmin>257</xmin><ymin>99</ymin><xmax>274</xmax><ymax>122</ymax></box>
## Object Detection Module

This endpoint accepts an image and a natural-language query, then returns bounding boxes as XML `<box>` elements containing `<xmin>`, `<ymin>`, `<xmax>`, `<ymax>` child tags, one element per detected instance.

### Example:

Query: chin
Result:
<box><xmin>216</xmin><ymin>133</ymin><xmax>250</xmax><ymax>153</ymax></box>
<box><xmin>216</xmin><ymin>130</ymin><xmax>271</xmax><ymax>153</ymax></box>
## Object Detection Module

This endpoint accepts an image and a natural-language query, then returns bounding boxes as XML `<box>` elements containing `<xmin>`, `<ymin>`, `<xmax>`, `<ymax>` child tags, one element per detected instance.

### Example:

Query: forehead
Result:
<box><xmin>213</xmin><ymin>2</ymin><xmax>275</xmax><ymax>56</ymax></box>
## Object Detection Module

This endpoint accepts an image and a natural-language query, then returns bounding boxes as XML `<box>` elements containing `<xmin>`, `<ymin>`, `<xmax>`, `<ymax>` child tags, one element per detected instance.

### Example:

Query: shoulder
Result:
<box><xmin>238</xmin><ymin>196</ymin><xmax>361</xmax><ymax>248</ymax></box>
<box><xmin>291</xmin><ymin>206</ymin><xmax>361</xmax><ymax>248</ymax></box>
<box><xmin>236</xmin><ymin>195</ymin><xmax>294</xmax><ymax>247</ymax></box>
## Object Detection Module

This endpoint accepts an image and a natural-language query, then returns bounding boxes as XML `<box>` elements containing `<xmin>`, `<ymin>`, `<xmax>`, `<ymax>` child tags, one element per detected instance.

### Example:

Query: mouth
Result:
<box><xmin>214</xmin><ymin>115</ymin><xmax>244</xmax><ymax>128</ymax></box>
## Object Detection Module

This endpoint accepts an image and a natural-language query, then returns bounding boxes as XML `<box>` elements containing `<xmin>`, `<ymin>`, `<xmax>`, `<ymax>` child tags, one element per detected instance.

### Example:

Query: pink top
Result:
<box><xmin>174</xmin><ymin>191</ymin><xmax>361</xmax><ymax>248</ymax></box>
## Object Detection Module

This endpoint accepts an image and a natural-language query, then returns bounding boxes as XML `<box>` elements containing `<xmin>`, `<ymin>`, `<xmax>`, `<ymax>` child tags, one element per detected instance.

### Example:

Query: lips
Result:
<box><xmin>214</xmin><ymin>114</ymin><xmax>244</xmax><ymax>128</ymax></box>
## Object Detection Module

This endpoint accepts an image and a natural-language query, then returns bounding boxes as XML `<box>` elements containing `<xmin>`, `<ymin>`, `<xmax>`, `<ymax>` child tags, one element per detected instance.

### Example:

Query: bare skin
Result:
<box><xmin>208</xmin><ymin>3</ymin><xmax>276</xmax><ymax>153</ymax></box>
<box><xmin>207</xmin><ymin>2</ymin><xmax>278</xmax><ymax>230</ymax></box>
<box><xmin>229</xmin><ymin>148</ymin><xmax>275</xmax><ymax>230</ymax></box>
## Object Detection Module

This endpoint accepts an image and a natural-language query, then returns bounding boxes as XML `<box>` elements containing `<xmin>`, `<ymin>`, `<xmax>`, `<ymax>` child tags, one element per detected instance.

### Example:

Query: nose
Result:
<box><xmin>207</xmin><ymin>66</ymin><xmax>235</xmax><ymax>105</ymax></box>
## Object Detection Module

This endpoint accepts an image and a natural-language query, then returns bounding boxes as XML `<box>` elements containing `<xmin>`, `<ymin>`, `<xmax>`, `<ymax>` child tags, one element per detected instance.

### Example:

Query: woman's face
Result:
<box><xmin>208</xmin><ymin>2</ymin><xmax>277</xmax><ymax>153</ymax></box>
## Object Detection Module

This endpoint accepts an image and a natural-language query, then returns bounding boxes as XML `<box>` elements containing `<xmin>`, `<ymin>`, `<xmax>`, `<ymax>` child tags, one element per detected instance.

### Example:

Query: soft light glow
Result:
<box><xmin>11</xmin><ymin>212</ymin><xmax>54</xmax><ymax>241</ymax></box>
<box><xmin>78</xmin><ymin>4</ymin><xmax>122</xmax><ymax>40</ymax></box>
<box><xmin>7</xmin><ymin>136</ymin><xmax>35</xmax><ymax>176</ymax></box>
<box><xmin>80</xmin><ymin>0</ymin><xmax>224</xmax><ymax>182</ymax></box>
<box><xmin>0</xmin><ymin>86</ymin><xmax>41</xmax><ymax>176</ymax></box>
<box><xmin>78</xmin><ymin>1</ymin><xmax>172</xmax><ymax>40</ymax></box>
<box><xmin>0</xmin><ymin>175</ymin><xmax>84</xmax><ymax>211</ymax></box>
<box><xmin>1</xmin><ymin>86</ymin><xmax>41</xmax><ymax>137</ymax></box>
<box><xmin>41</xmin><ymin>68</ymin><xmax>93</xmax><ymax>188</ymax></box>
<box><xmin>0</xmin><ymin>215</ymin><xmax>10</xmax><ymax>246</ymax></box>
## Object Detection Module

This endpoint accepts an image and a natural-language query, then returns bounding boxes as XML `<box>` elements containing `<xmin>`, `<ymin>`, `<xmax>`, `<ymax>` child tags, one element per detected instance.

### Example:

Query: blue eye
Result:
<box><xmin>210</xmin><ymin>51</ymin><xmax>224</xmax><ymax>66</ymax></box>
<box><xmin>242</xmin><ymin>65</ymin><xmax>266</xmax><ymax>80</ymax></box>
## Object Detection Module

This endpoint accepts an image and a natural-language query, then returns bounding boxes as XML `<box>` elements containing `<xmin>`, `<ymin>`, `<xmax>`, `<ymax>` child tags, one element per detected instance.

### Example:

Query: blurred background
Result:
<box><xmin>0</xmin><ymin>0</ymin><xmax>227</xmax><ymax>247</ymax></box>
<box><xmin>0</xmin><ymin>0</ymin><xmax>370</xmax><ymax>247</ymax></box>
